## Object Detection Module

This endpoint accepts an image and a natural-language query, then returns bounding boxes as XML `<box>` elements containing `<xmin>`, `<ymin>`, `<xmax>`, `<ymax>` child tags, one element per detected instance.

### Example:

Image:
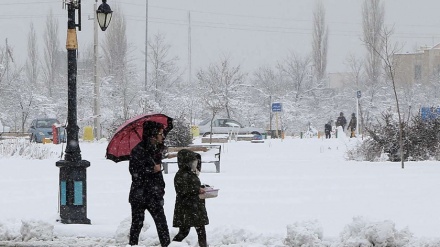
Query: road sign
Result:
<box><xmin>272</xmin><ymin>102</ymin><xmax>282</xmax><ymax>112</ymax></box>
<box><xmin>357</xmin><ymin>90</ymin><xmax>361</xmax><ymax>99</ymax></box>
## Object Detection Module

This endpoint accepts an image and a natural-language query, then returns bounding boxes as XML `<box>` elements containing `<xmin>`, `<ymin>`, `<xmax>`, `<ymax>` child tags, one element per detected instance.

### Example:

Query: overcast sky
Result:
<box><xmin>1</xmin><ymin>0</ymin><xmax>440</xmax><ymax>78</ymax></box>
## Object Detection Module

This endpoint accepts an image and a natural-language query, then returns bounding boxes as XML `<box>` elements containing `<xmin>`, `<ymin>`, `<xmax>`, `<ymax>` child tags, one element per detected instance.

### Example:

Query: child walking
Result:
<box><xmin>172</xmin><ymin>149</ymin><xmax>209</xmax><ymax>247</ymax></box>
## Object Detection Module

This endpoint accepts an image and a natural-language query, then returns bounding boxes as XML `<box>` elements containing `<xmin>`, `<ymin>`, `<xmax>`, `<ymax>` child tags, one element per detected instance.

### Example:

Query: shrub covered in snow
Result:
<box><xmin>339</xmin><ymin>216</ymin><xmax>412</xmax><ymax>247</ymax></box>
<box><xmin>165</xmin><ymin>116</ymin><xmax>192</xmax><ymax>147</ymax></box>
<box><xmin>284</xmin><ymin>220</ymin><xmax>325</xmax><ymax>247</ymax></box>
<box><xmin>405</xmin><ymin>115</ymin><xmax>440</xmax><ymax>161</ymax></box>
<box><xmin>0</xmin><ymin>138</ymin><xmax>58</xmax><ymax>159</ymax></box>
<box><xmin>349</xmin><ymin>111</ymin><xmax>440</xmax><ymax>161</ymax></box>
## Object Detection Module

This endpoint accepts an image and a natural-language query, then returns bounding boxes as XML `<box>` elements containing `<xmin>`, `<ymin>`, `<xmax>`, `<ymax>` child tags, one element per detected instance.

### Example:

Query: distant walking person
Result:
<box><xmin>128</xmin><ymin>121</ymin><xmax>170</xmax><ymax>246</ymax></box>
<box><xmin>172</xmin><ymin>149</ymin><xmax>209</xmax><ymax>247</ymax></box>
<box><xmin>336</xmin><ymin>112</ymin><xmax>347</xmax><ymax>131</ymax></box>
<box><xmin>348</xmin><ymin>113</ymin><xmax>357</xmax><ymax>138</ymax></box>
<box><xmin>324</xmin><ymin>121</ymin><xmax>332</xmax><ymax>139</ymax></box>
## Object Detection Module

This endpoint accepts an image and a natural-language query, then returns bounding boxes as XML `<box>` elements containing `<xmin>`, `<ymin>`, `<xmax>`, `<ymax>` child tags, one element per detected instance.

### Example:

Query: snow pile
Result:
<box><xmin>208</xmin><ymin>226</ymin><xmax>283</xmax><ymax>246</ymax></box>
<box><xmin>339</xmin><ymin>216</ymin><xmax>412</xmax><ymax>247</ymax></box>
<box><xmin>284</xmin><ymin>220</ymin><xmax>324</xmax><ymax>247</ymax></box>
<box><xmin>210</xmin><ymin>226</ymin><xmax>264</xmax><ymax>244</ymax></box>
<box><xmin>335</xmin><ymin>126</ymin><xmax>347</xmax><ymax>139</ymax></box>
<box><xmin>0</xmin><ymin>219</ymin><xmax>53</xmax><ymax>242</ymax></box>
<box><xmin>169</xmin><ymin>241</ymin><xmax>192</xmax><ymax>247</ymax></box>
<box><xmin>115</xmin><ymin>217</ymin><xmax>151</xmax><ymax>246</ymax></box>
<box><xmin>114</xmin><ymin>217</ymin><xmax>132</xmax><ymax>245</ymax></box>
<box><xmin>20</xmin><ymin>220</ymin><xmax>54</xmax><ymax>241</ymax></box>
<box><xmin>0</xmin><ymin>219</ymin><xmax>21</xmax><ymax>241</ymax></box>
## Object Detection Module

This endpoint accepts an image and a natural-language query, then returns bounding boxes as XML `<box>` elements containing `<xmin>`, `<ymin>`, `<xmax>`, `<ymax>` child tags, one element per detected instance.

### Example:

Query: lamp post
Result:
<box><xmin>56</xmin><ymin>0</ymin><xmax>112</xmax><ymax>225</ymax></box>
<box><xmin>93</xmin><ymin>0</ymin><xmax>113</xmax><ymax>140</ymax></box>
<box><xmin>96</xmin><ymin>0</ymin><xmax>113</xmax><ymax>31</ymax></box>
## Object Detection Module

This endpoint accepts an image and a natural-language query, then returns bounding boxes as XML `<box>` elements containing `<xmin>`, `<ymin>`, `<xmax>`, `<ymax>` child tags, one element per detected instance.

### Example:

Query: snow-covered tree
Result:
<box><xmin>250</xmin><ymin>66</ymin><xmax>284</xmax><ymax>130</ymax></box>
<box><xmin>101</xmin><ymin>7</ymin><xmax>139</xmax><ymax>121</ymax></box>
<box><xmin>365</xmin><ymin>27</ymin><xmax>405</xmax><ymax>168</ymax></box>
<box><xmin>42</xmin><ymin>9</ymin><xmax>62</xmax><ymax>98</ymax></box>
<box><xmin>196</xmin><ymin>57</ymin><xmax>247</xmax><ymax>119</ymax></box>
<box><xmin>343</xmin><ymin>54</ymin><xmax>367</xmax><ymax>131</ymax></box>
<box><xmin>312</xmin><ymin>0</ymin><xmax>328</xmax><ymax>83</ymax></box>
<box><xmin>147</xmin><ymin>32</ymin><xmax>182</xmax><ymax>113</ymax></box>
<box><xmin>277</xmin><ymin>52</ymin><xmax>312</xmax><ymax>103</ymax></box>
<box><xmin>361</xmin><ymin>0</ymin><xmax>386</xmax><ymax>119</ymax></box>
<box><xmin>26</xmin><ymin>22</ymin><xmax>39</xmax><ymax>87</ymax></box>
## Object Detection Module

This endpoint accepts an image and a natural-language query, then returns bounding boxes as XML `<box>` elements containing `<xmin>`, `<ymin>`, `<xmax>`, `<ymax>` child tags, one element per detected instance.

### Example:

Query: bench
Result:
<box><xmin>162</xmin><ymin>145</ymin><xmax>221</xmax><ymax>174</ymax></box>
<box><xmin>0</xmin><ymin>132</ymin><xmax>32</xmax><ymax>140</ymax></box>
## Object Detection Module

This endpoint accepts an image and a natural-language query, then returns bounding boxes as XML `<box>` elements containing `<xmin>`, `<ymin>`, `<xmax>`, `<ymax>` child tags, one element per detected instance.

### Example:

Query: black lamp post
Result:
<box><xmin>56</xmin><ymin>0</ymin><xmax>112</xmax><ymax>225</ymax></box>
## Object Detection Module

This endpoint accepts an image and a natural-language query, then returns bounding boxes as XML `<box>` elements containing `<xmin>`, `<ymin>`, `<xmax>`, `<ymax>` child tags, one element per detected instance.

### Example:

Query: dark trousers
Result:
<box><xmin>325</xmin><ymin>131</ymin><xmax>331</xmax><ymax>139</ymax></box>
<box><xmin>129</xmin><ymin>201</ymin><xmax>170</xmax><ymax>246</ymax></box>
<box><xmin>173</xmin><ymin>226</ymin><xmax>207</xmax><ymax>247</ymax></box>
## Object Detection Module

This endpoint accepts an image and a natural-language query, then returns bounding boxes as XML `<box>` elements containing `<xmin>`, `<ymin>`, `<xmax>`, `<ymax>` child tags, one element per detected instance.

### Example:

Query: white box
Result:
<box><xmin>199</xmin><ymin>187</ymin><xmax>219</xmax><ymax>199</ymax></box>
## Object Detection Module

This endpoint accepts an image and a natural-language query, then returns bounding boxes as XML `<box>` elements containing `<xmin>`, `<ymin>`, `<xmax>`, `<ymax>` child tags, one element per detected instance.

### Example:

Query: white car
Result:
<box><xmin>198</xmin><ymin>118</ymin><xmax>265</xmax><ymax>137</ymax></box>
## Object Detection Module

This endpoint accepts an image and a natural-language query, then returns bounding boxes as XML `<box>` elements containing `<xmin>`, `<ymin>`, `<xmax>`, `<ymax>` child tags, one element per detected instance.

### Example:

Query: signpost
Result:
<box><xmin>356</xmin><ymin>91</ymin><xmax>361</xmax><ymax>136</ymax></box>
<box><xmin>271</xmin><ymin>102</ymin><xmax>282</xmax><ymax>112</ymax></box>
<box><xmin>271</xmin><ymin>103</ymin><xmax>282</xmax><ymax>138</ymax></box>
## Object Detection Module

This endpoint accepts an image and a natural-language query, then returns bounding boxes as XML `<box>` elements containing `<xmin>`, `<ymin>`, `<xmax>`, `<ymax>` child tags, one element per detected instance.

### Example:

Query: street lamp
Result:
<box><xmin>93</xmin><ymin>0</ymin><xmax>113</xmax><ymax>140</ymax></box>
<box><xmin>56</xmin><ymin>0</ymin><xmax>112</xmax><ymax>225</ymax></box>
<box><xmin>96</xmin><ymin>0</ymin><xmax>113</xmax><ymax>31</ymax></box>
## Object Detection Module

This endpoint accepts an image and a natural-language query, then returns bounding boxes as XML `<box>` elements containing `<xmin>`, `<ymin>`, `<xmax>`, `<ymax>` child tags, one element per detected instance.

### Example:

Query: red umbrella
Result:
<box><xmin>106</xmin><ymin>113</ymin><xmax>173</xmax><ymax>163</ymax></box>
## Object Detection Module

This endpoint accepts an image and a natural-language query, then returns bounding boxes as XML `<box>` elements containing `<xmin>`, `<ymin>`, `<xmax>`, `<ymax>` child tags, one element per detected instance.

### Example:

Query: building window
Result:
<box><xmin>414</xmin><ymin>65</ymin><xmax>422</xmax><ymax>80</ymax></box>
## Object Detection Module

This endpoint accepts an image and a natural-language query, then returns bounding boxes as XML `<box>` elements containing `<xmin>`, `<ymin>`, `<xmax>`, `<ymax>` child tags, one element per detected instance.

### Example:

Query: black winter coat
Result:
<box><xmin>128</xmin><ymin>139</ymin><xmax>165</xmax><ymax>205</ymax></box>
<box><xmin>173</xmin><ymin>155</ymin><xmax>209</xmax><ymax>227</ymax></box>
<box><xmin>324</xmin><ymin>123</ymin><xmax>332</xmax><ymax>133</ymax></box>
<box><xmin>336</xmin><ymin>116</ymin><xmax>347</xmax><ymax>128</ymax></box>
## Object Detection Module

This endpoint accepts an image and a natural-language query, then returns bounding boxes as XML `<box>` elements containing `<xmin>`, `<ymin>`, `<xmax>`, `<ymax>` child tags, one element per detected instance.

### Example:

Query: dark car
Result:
<box><xmin>28</xmin><ymin>118</ymin><xmax>65</xmax><ymax>143</ymax></box>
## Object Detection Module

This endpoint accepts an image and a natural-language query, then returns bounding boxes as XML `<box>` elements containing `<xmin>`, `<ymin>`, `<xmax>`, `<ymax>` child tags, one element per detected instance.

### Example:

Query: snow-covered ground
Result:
<box><xmin>1</xmin><ymin>134</ymin><xmax>440</xmax><ymax>246</ymax></box>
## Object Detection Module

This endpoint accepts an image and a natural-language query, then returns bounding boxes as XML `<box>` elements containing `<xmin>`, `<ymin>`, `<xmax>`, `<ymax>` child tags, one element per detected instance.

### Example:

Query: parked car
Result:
<box><xmin>198</xmin><ymin>118</ymin><xmax>265</xmax><ymax>137</ymax></box>
<box><xmin>28</xmin><ymin>118</ymin><xmax>66</xmax><ymax>143</ymax></box>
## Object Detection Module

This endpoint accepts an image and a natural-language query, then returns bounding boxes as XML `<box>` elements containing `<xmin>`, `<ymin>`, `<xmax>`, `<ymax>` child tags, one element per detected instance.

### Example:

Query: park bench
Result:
<box><xmin>0</xmin><ymin>132</ymin><xmax>32</xmax><ymax>140</ymax></box>
<box><xmin>162</xmin><ymin>145</ymin><xmax>221</xmax><ymax>174</ymax></box>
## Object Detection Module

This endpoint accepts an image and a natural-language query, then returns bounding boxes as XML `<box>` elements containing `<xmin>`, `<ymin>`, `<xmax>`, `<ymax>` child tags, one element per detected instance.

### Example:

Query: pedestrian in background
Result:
<box><xmin>128</xmin><ymin>121</ymin><xmax>170</xmax><ymax>246</ymax></box>
<box><xmin>172</xmin><ymin>149</ymin><xmax>209</xmax><ymax>247</ymax></box>
<box><xmin>336</xmin><ymin>112</ymin><xmax>347</xmax><ymax>131</ymax></box>
<box><xmin>324</xmin><ymin>121</ymin><xmax>332</xmax><ymax>139</ymax></box>
<box><xmin>348</xmin><ymin>113</ymin><xmax>357</xmax><ymax>138</ymax></box>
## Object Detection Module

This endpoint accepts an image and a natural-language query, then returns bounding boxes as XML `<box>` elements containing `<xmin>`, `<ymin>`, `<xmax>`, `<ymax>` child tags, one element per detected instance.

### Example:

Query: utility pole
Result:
<box><xmin>188</xmin><ymin>11</ymin><xmax>193</xmax><ymax>124</ymax></box>
<box><xmin>93</xmin><ymin>0</ymin><xmax>101</xmax><ymax>140</ymax></box>
<box><xmin>144</xmin><ymin>0</ymin><xmax>149</xmax><ymax>91</ymax></box>
<box><xmin>269</xmin><ymin>95</ymin><xmax>272</xmax><ymax>134</ymax></box>
<box><xmin>356</xmin><ymin>90</ymin><xmax>361</xmax><ymax>137</ymax></box>
<box><xmin>188</xmin><ymin>11</ymin><xmax>192</xmax><ymax>86</ymax></box>
<box><xmin>5</xmin><ymin>38</ymin><xmax>9</xmax><ymax>83</ymax></box>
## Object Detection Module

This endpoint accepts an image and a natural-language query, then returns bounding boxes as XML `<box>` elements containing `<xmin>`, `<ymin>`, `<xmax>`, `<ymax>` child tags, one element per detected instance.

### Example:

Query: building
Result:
<box><xmin>328</xmin><ymin>72</ymin><xmax>351</xmax><ymax>89</ymax></box>
<box><xmin>394</xmin><ymin>44</ymin><xmax>440</xmax><ymax>86</ymax></box>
